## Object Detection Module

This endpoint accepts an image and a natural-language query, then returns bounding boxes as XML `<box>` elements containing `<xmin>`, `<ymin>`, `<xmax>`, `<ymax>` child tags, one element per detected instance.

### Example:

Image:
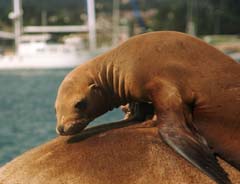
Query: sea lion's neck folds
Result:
<box><xmin>93</xmin><ymin>53</ymin><xmax>128</xmax><ymax>110</ymax></box>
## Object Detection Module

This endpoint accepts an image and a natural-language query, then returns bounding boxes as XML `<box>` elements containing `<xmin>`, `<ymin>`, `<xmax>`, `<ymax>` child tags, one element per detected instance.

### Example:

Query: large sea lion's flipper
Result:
<box><xmin>150</xmin><ymin>80</ymin><xmax>231</xmax><ymax>184</ymax></box>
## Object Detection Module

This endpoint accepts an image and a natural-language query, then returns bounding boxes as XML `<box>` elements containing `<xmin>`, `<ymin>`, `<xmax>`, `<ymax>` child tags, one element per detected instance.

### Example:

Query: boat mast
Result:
<box><xmin>9</xmin><ymin>0</ymin><xmax>23</xmax><ymax>54</ymax></box>
<box><xmin>112</xmin><ymin>0</ymin><xmax>120</xmax><ymax>46</ymax></box>
<box><xmin>186</xmin><ymin>0</ymin><xmax>196</xmax><ymax>35</ymax></box>
<box><xmin>87</xmin><ymin>0</ymin><xmax>96</xmax><ymax>51</ymax></box>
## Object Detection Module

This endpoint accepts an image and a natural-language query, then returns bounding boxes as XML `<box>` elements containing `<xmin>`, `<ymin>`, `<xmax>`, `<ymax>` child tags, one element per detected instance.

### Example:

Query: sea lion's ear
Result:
<box><xmin>88</xmin><ymin>84</ymin><xmax>101</xmax><ymax>95</ymax></box>
<box><xmin>88</xmin><ymin>83</ymin><xmax>100</xmax><ymax>91</ymax></box>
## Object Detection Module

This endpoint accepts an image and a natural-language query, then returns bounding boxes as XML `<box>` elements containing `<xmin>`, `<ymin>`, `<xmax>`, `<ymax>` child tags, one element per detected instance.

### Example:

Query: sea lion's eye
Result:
<box><xmin>75</xmin><ymin>100</ymin><xmax>87</xmax><ymax>110</ymax></box>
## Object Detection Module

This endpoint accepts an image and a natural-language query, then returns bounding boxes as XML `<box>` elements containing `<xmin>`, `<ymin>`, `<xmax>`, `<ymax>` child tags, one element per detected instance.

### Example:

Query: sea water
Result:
<box><xmin>0</xmin><ymin>69</ymin><xmax>123</xmax><ymax>166</ymax></box>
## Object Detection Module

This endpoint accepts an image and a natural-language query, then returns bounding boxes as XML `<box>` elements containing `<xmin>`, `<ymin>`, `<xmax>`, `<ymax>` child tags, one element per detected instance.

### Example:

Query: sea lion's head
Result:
<box><xmin>55</xmin><ymin>68</ymin><xmax>108</xmax><ymax>136</ymax></box>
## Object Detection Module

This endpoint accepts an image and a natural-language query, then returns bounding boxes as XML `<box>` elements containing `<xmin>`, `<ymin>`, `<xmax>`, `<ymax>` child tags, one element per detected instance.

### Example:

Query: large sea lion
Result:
<box><xmin>55</xmin><ymin>31</ymin><xmax>240</xmax><ymax>184</ymax></box>
<box><xmin>0</xmin><ymin>122</ymin><xmax>240</xmax><ymax>184</ymax></box>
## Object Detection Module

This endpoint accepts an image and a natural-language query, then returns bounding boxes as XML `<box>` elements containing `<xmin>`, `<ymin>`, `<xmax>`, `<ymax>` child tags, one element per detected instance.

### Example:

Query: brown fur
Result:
<box><xmin>0</xmin><ymin>123</ymin><xmax>239</xmax><ymax>184</ymax></box>
<box><xmin>55</xmin><ymin>31</ymin><xmax>240</xmax><ymax>170</ymax></box>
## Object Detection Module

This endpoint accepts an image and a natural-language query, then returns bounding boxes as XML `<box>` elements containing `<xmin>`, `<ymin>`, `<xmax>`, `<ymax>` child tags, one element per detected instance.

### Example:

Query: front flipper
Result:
<box><xmin>149</xmin><ymin>79</ymin><xmax>231</xmax><ymax>184</ymax></box>
<box><xmin>159</xmin><ymin>121</ymin><xmax>231</xmax><ymax>184</ymax></box>
<box><xmin>121</xmin><ymin>102</ymin><xmax>154</xmax><ymax>121</ymax></box>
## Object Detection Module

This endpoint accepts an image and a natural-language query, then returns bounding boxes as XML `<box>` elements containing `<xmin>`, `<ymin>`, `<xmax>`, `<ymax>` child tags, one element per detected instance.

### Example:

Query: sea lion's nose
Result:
<box><xmin>56</xmin><ymin>125</ymin><xmax>65</xmax><ymax>135</ymax></box>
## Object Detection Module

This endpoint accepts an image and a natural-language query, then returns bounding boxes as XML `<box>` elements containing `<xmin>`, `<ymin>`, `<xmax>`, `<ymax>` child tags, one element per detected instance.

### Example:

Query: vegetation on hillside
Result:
<box><xmin>1</xmin><ymin>0</ymin><xmax>240</xmax><ymax>35</ymax></box>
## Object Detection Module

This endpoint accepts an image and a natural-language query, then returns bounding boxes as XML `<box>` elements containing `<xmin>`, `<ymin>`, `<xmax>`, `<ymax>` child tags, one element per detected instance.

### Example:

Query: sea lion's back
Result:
<box><xmin>0</xmin><ymin>125</ymin><xmax>239</xmax><ymax>184</ymax></box>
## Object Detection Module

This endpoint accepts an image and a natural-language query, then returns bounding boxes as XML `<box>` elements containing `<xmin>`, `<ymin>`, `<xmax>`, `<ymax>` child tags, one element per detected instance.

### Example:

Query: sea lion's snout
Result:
<box><xmin>56</xmin><ymin>121</ymin><xmax>89</xmax><ymax>136</ymax></box>
<box><xmin>56</xmin><ymin>124</ymin><xmax>65</xmax><ymax>135</ymax></box>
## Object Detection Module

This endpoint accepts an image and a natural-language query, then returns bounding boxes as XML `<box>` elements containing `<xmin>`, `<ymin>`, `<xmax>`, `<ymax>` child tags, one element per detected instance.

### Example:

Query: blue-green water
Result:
<box><xmin>0</xmin><ymin>69</ymin><xmax>123</xmax><ymax>166</ymax></box>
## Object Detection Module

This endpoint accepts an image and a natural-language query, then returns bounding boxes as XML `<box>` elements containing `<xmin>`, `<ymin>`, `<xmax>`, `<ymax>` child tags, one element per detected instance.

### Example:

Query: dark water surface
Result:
<box><xmin>0</xmin><ymin>69</ymin><xmax>123</xmax><ymax>165</ymax></box>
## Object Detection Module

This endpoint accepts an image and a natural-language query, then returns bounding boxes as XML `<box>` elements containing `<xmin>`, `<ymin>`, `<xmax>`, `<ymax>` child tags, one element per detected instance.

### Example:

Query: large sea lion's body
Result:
<box><xmin>0</xmin><ymin>123</ymin><xmax>240</xmax><ymax>184</ymax></box>
<box><xmin>55</xmin><ymin>31</ymin><xmax>240</xmax><ymax>184</ymax></box>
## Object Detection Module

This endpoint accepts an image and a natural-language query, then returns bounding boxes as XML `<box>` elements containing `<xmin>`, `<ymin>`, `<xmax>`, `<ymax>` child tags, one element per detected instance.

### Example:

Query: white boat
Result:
<box><xmin>0</xmin><ymin>34</ymin><xmax>104</xmax><ymax>70</ymax></box>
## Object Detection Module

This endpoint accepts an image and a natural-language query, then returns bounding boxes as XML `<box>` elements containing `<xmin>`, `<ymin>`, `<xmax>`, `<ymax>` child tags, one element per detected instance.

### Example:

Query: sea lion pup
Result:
<box><xmin>55</xmin><ymin>31</ymin><xmax>240</xmax><ymax>184</ymax></box>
